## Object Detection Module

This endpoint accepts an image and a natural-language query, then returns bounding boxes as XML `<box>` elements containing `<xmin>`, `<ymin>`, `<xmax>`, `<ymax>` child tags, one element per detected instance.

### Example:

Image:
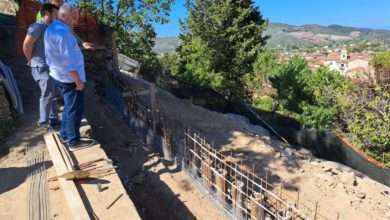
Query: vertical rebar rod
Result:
<box><xmin>314</xmin><ymin>201</ymin><xmax>319</xmax><ymax>220</ymax></box>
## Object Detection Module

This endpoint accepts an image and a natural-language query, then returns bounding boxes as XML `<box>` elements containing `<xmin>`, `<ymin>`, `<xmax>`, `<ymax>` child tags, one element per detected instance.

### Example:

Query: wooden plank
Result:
<box><xmin>44</xmin><ymin>133</ymin><xmax>91</xmax><ymax>220</ymax></box>
<box><xmin>53</xmin><ymin>134</ymin><xmax>75</xmax><ymax>171</ymax></box>
<box><xmin>72</xmin><ymin>144</ymin><xmax>141</xmax><ymax>220</ymax></box>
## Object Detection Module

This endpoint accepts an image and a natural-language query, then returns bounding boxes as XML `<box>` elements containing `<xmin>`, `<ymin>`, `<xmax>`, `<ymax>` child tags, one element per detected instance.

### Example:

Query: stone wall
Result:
<box><xmin>0</xmin><ymin>83</ymin><xmax>13</xmax><ymax>142</ymax></box>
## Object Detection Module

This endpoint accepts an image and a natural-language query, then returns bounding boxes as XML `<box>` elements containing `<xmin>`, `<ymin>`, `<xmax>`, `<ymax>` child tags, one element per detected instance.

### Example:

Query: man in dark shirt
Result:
<box><xmin>23</xmin><ymin>3</ymin><xmax>58</xmax><ymax>129</ymax></box>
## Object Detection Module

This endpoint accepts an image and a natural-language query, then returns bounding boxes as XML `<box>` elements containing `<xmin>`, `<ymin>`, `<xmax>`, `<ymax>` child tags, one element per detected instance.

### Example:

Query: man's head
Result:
<box><xmin>40</xmin><ymin>3</ymin><xmax>58</xmax><ymax>24</ymax></box>
<box><xmin>49</xmin><ymin>0</ymin><xmax>64</xmax><ymax>7</ymax></box>
<box><xmin>58</xmin><ymin>4</ymin><xmax>73</xmax><ymax>25</ymax></box>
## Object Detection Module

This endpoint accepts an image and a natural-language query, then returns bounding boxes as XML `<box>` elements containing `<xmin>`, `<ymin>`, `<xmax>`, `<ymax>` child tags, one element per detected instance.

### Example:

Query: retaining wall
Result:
<box><xmin>295</xmin><ymin>129</ymin><xmax>390</xmax><ymax>186</ymax></box>
<box><xmin>228</xmin><ymin>99</ymin><xmax>390</xmax><ymax>187</ymax></box>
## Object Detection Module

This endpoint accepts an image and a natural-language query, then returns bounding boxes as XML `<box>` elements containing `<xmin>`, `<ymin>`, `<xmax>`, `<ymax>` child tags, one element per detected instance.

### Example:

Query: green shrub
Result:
<box><xmin>254</xmin><ymin>96</ymin><xmax>274</xmax><ymax>111</ymax></box>
<box><xmin>342</xmin><ymin>85</ymin><xmax>390</xmax><ymax>167</ymax></box>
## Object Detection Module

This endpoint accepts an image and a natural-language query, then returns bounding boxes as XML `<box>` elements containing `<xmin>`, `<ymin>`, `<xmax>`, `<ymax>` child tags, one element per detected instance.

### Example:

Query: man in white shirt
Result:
<box><xmin>45</xmin><ymin>4</ymin><xmax>94</xmax><ymax>151</ymax></box>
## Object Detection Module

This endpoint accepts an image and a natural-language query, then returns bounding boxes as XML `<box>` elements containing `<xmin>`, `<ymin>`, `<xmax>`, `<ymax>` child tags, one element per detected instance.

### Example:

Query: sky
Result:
<box><xmin>154</xmin><ymin>0</ymin><xmax>390</xmax><ymax>37</ymax></box>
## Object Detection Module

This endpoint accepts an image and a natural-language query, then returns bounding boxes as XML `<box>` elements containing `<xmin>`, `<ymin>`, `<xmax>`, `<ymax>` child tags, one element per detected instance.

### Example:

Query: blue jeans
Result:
<box><xmin>54</xmin><ymin>80</ymin><xmax>84</xmax><ymax>146</ymax></box>
<box><xmin>31</xmin><ymin>66</ymin><xmax>57</xmax><ymax>124</ymax></box>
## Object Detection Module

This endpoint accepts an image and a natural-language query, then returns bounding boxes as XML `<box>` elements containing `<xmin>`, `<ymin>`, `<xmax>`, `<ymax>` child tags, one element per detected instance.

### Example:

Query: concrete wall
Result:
<box><xmin>295</xmin><ymin>129</ymin><xmax>390</xmax><ymax>186</ymax></box>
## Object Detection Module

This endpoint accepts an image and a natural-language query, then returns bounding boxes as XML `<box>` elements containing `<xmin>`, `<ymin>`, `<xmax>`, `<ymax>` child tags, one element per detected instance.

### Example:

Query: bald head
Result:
<box><xmin>49</xmin><ymin>0</ymin><xmax>64</xmax><ymax>7</ymax></box>
<box><xmin>58</xmin><ymin>4</ymin><xmax>72</xmax><ymax>25</ymax></box>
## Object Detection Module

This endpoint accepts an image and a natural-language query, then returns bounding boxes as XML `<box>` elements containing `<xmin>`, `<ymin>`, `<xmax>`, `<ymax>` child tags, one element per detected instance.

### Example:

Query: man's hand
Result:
<box><xmin>69</xmin><ymin>70</ymin><xmax>85</xmax><ymax>91</ymax></box>
<box><xmin>75</xmin><ymin>80</ymin><xmax>85</xmax><ymax>91</ymax></box>
<box><xmin>82</xmin><ymin>42</ymin><xmax>94</xmax><ymax>50</ymax></box>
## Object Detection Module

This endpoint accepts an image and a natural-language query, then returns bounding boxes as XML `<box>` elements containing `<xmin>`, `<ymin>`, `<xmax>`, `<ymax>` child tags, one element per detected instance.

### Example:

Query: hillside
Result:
<box><xmin>154</xmin><ymin>23</ymin><xmax>390</xmax><ymax>53</ymax></box>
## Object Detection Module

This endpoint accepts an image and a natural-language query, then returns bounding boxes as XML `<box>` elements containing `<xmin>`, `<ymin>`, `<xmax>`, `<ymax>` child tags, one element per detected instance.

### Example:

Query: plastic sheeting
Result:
<box><xmin>0</xmin><ymin>60</ymin><xmax>23</xmax><ymax>114</ymax></box>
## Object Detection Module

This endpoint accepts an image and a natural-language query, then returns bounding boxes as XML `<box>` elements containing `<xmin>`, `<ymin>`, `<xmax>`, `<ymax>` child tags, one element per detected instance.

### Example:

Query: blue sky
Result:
<box><xmin>154</xmin><ymin>0</ymin><xmax>390</xmax><ymax>37</ymax></box>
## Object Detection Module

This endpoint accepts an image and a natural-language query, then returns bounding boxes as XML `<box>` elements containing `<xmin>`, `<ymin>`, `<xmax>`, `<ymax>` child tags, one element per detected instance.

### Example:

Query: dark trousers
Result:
<box><xmin>31</xmin><ymin>66</ymin><xmax>57</xmax><ymax>124</ymax></box>
<box><xmin>54</xmin><ymin>80</ymin><xmax>84</xmax><ymax>146</ymax></box>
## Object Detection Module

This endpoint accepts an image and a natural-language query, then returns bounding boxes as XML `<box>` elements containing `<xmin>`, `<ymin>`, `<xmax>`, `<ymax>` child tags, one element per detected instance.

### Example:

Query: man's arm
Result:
<box><xmin>22</xmin><ymin>35</ymin><xmax>37</xmax><ymax>65</ymax></box>
<box><xmin>69</xmin><ymin>71</ymin><xmax>84</xmax><ymax>91</ymax></box>
<box><xmin>58</xmin><ymin>32</ymin><xmax>85</xmax><ymax>91</ymax></box>
<box><xmin>72</xmin><ymin>29</ymin><xmax>94</xmax><ymax>50</ymax></box>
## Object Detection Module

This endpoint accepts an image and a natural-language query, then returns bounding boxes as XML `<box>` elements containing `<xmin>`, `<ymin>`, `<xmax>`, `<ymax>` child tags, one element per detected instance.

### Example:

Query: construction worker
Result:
<box><xmin>22</xmin><ymin>3</ymin><xmax>59</xmax><ymax>129</ymax></box>
<box><xmin>44</xmin><ymin>4</ymin><xmax>95</xmax><ymax>151</ymax></box>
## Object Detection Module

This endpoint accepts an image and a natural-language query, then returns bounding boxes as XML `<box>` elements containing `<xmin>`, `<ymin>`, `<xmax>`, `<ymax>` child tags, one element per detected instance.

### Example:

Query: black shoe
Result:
<box><xmin>49</xmin><ymin>118</ymin><xmax>61</xmax><ymax>128</ymax></box>
<box><xmin>66</xmin><ymin>139</ymin><xmax>96</xmax><ymax>152</ymax></box>
<box><xmin>37</xmin><ymin>122</ymin><xmax>51</xmax><ymax>130</ymax></box>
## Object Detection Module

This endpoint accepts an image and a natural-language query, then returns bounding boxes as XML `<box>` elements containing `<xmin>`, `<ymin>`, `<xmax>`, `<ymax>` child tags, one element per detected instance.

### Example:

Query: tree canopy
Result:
<box><xmin>370</xmin><ymin>51</ymin><xmax>390</xmax><ymax>83</ymax></box>
<box><xmin>174</xmin><ymin>0</ymin><xmax>268</xmax><ymax>97</ymax></box>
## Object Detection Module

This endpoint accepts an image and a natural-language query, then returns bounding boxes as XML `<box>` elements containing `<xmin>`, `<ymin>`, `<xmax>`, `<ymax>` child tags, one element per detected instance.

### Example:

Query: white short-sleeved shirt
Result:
<box><xmin>44</xmin><ymin>20</ymin><xmax>86</xmax><ymax>83</ymax></box>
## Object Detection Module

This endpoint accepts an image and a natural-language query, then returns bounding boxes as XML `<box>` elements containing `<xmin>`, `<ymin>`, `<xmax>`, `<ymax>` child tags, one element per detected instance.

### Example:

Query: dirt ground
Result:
<box><xmin>0</xmin><ymin>58</ymin><xmax>73</xmax><ymax>220</ymax></box>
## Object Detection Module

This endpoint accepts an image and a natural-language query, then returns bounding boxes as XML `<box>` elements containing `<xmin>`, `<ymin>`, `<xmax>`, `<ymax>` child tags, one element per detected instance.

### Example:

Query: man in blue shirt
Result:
<box><xmin>45</xmin><ymin>4</ymin><xmax>94</xmax><ymax>151</ymax></box>
<box><xmin>23</xmin><ymin>3</ymin><xmax>59</xmax><ymax>129</ymax></box>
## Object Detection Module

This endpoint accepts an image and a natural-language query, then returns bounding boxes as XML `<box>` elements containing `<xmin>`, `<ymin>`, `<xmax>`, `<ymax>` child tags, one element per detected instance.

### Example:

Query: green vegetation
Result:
<box><xmin>342</xmin><ymin>86</ymin><xmax>390</xmax><ymax>166</ymax></box>
<box><xmin>77</xmin><ymin>0</ymin><xmax>174</xmax><ymax>77</ymax></box>
<box><xmin>258</xmin><ymin>57</ymin><xmax>348</xmax><ymax>129</ymax></box>
<box><xmin>370</xmin><ymin>52</ymin><xmax>390</xmax><ymax>83</ymax></box>
<box><xmin>172</xmin><ymin>0</ymin><xmax>268</xmax><ymax>97</ymax></box>
<box><xmin>248</xmin><ymin>54</ymin><xmax>388</xmax><ymax>165</ymax></box>
<box><xmin>155</xmin><ymin>1</ymin><xmax>389</xmax><ymax>166</ymax></box>
<box><xmin>244</xmin><ymin>50</ymin><xmax>278</xmax><ymax>100</ymax></box>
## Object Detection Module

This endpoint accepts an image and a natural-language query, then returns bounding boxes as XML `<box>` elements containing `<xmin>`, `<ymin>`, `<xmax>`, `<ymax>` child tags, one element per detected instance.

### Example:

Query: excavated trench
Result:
<box><xmin>83</xmin><ymin>86</ymin><xmax>226</xmax><ymax>220</ymax></box>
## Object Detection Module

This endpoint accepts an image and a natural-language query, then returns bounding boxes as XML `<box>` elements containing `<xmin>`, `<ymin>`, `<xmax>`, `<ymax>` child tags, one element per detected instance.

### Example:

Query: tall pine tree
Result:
<box><xmin>176</xmin><ymin>0</ymin><xmax>268</xmax><ymax>97</ymax></box>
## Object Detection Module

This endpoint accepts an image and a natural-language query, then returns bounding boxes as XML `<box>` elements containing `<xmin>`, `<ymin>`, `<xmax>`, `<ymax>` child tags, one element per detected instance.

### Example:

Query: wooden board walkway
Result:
<box><xmin>44</xmin><ymin>130</ymin><xmax>141</xmax><ymax>220</ymax></box>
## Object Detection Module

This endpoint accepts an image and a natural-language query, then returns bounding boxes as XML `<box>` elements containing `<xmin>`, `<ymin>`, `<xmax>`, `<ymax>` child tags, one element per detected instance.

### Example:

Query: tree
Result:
<box><xmin>245</xmin><ymin>50</ymin><xmax>278</xmax><ymax>91</ymax></box>
<box><xmin>270</xmin><ymin>57</ymin><xmax>348</xmax><ymax>128</ymax></box>
<box><xmin>176</xmin><ymin>0</ymin><xmax>268</xmax><ymax>97</ymax></box>
<box><xmin>370</xmin><ymin>51</ymin><xmax>390</xmax><ymax>84</ymax></box>
<box><xmin>342</xmin><ymin>85</ymin><xmax>390</xmax><ymax>167</ymax></box>
<box><xmin>77</xmin><ymin>0</ymin><xmax>174</xmax><ymax>77</ymax></box>
<box><xmin>270</xmin><ymin>57</ymin><xmax>312</xmax><ymax>113</ymax></box>
<box><xmin>174</xmin><ymin>37</ymin><xmax>224</xmax><ymax>89</ymax></box>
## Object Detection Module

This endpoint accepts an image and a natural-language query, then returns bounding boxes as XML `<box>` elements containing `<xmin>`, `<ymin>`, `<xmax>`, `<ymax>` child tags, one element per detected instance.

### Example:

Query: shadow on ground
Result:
<box><xmin>0</xmin><ymin>161</ymin><xmax>52</xmax><ymax>195</ymax></box>
<box><xmin>84</xmin><ymin>87</ymin><xmax>196</xmax><ymax>220</ymax></box>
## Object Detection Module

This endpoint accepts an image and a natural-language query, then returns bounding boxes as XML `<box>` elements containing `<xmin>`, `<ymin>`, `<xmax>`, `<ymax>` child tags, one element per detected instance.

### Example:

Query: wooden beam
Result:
<box><xmin>44</xmin><ymin>133</ymin><xmax>91</xmax><ymax>220</ymax></box>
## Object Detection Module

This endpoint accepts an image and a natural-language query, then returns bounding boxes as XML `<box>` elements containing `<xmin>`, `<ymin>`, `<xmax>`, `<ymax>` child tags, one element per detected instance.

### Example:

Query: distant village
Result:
<box><xmin>281</xmin><ymin>47</ymin><xmax>376</xmax><ymax>84</ymax></box>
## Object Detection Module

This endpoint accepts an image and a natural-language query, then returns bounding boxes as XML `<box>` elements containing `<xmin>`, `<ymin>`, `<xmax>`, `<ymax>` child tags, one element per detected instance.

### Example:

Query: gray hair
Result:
<box><xmin>58</xmin><ymin>3</ymin><xmax>72</xmax><ymax>17</ymax></box>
